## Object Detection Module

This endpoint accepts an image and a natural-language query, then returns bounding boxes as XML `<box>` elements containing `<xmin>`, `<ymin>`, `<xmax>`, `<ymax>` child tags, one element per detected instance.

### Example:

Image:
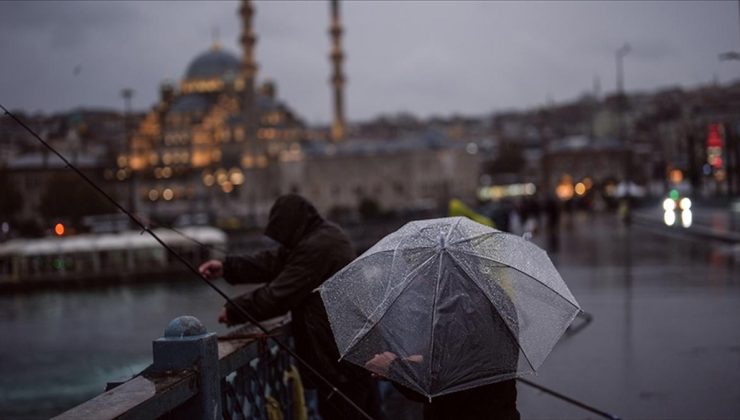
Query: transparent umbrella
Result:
<box><xmin>320</xmin><ymin>217</ymin><xmax>580</xmax><ymax>399</ymax></box>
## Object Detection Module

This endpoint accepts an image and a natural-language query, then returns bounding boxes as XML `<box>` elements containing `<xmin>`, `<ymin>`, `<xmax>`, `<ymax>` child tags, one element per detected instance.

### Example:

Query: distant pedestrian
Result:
<box><xmin>199</xmin><ymin>194</ymin><xmax>380</xmax><ymax>420</ymax></box>
<box><xmin>544</xmin><ymin>195</ymin><xmax>561</xmax><ymax>252</ymax></box>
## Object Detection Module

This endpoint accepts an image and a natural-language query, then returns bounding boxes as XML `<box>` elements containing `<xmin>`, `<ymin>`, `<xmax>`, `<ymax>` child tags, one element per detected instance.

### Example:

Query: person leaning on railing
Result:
<box><xmin>199</xmin><ymin>194</ymin><xmax>381</xmax><ymax>420</ymax></box>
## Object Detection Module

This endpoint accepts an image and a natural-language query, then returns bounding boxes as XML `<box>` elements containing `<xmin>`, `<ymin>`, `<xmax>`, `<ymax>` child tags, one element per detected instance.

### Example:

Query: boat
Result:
<box><xmin>0</xmin><ymin>226</ymin><xmax>227</xmax><ymax>291</ymax></box>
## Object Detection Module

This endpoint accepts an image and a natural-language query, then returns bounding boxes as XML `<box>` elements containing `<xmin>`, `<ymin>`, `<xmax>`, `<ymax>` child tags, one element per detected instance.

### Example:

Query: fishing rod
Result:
<box><xmin>0</xmin><ymin>104</ymin><xmax>374</xmax><ymax>420</ymax></box>
<box><xmin>518</xmin><ymin>377</ymin><xmax>621</xmax><ymax>420</ymax></box>
<box><xmin>141</xmin><ymin>217</ymin><xmax>231</xmax><ymax>255</ymax></box>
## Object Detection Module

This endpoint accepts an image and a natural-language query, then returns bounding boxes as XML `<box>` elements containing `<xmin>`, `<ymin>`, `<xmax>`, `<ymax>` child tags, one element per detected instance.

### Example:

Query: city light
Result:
<box><xmin>162</xmin><ymin>188</ymin><xmax>174</xmax><ymax>201</ymax></box>
<box><xmin>477</xmin><ymin>183</ymin><xmax>536</xmax><ymax>201</ymax></box>
<box><xmin>681</xmin><ymin>209</ymin><xmax>693</xmax><ymax>228</ymax></box>
<box><xmin>679</xmin><ymin>197</ymin><xmax>691</xmax><ymax>210</ymax></box>
<box><xmin>664</xmin><ymin>210</ymin><xmax>676</xmax><ymax>226</ymax></box>
<box><xmin>663</xmin><ymin>198</ymin><xmax>676</xmax><ymax>211</ymax></box>
<box><xmin>54</xmin><ymin>223</ymin><xmax>65</xmax><ymax>236</ymax></box>
<box><xmin>148</xmin><ymin>189</ymin><xmax>159</xmax><ymax>201</ymax></box>
<box><xmin>203</xmin><ymin>172</ymin><xmax>215</xmax><ymax>187</ymax></box>
<box><xmin>574</xmin><ymin>182</ymin><xmax>586</xmax><ymax>196</ymax></box>
<box><xmin>669</xmin><ymin>169</ymin><xmax>683</xmax><ymax>184</ymax></box>
<box><xmin>229</xmin><ymin>169</ymin><xmax>245</xmax><ymax>185</ymax></box>
<box><xmin>556</xmin><ymin>183</ymin><xmax>574</xmax><ymax>201</ymax></box>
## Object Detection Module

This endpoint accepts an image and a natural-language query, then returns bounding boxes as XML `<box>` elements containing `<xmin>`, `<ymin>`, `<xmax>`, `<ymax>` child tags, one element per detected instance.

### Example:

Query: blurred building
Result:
<box><xmin>121</xmin><ymin>0</ymin><xmax>483</xmax><ymax>226</ymax></box>
<box><xmin>280</xmin><ymin>133</ymin><xmax>480</xmax><ymax>218</ymax></box>
<box><xmin>0</xmin><ymin>111</ymin><xmax>129</xmax><ymax>236</ymax></box>
<box><xmin>121</xmin><ymin>0</ymin><xmax>305</xmax><ymax>224</ymax></box>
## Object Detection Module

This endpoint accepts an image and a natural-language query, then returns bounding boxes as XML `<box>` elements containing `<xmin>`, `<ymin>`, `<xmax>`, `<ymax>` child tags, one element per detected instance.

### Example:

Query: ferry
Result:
<box><xmin>0</xmin><ymin>226</ymin><xmax>227</xmax><ymax>291</ymax></box>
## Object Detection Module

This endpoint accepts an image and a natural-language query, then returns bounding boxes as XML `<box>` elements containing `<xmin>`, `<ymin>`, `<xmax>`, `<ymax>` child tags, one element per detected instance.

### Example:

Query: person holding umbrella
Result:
<box><xmin>198</xmin><ymin>194</ymin><xmax>381</xmax><ymax>420</ymax></box>
<box><xmin>363</xmin><ymin>257</ymin><xmax>520</xmax><ymax>420</ymax></box>
<box><xmin>320</xmin><ymin>217</ymin><xmax>581</xmax><ymax>420</ymax></box>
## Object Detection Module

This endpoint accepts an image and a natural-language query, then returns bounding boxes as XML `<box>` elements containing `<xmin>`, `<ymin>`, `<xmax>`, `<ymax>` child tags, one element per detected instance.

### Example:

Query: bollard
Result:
<box><xmin>152</xmin><ymin>316</ymin><xmax>221</xmax><ymax>420</ymax></box>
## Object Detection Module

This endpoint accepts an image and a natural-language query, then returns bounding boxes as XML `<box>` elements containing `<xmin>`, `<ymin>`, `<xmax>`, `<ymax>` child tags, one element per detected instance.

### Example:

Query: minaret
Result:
<box><xmin>239</xmin><ymin>0</ymin><xmax>258</xmax><ymax>153</ymax></box>
<box><xmin>239</xmin><ymin>0</ymin><xmax>259</xmax><ymax>222</ymax></box>
<box><xmin>240</xmin><ymin>0</ymin><xmax>258</xmax><ymax>86</ymax></box>
<box><xmin>329</xmin><ymin>0</ymin><xmax>346</xmax><ymax>142</ymax></box>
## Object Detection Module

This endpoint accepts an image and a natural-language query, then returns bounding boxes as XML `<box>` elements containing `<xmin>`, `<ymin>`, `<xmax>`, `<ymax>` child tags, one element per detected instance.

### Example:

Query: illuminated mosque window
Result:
<box><xmin>235</xmin><ymin>128</ymin><xmax>245</xmax><ymax>142</ymax></box>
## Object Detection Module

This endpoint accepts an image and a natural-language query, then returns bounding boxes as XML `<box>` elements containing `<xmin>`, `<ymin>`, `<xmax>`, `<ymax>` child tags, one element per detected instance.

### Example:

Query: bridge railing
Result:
<box><xmin>52</xmin><ymin>314</ymin><xmax>316</xmax><ymax>420</ymax></box>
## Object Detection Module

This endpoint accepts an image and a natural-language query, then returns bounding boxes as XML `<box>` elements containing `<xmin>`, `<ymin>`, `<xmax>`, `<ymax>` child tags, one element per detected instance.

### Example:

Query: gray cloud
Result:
<box><xmin>1</xmin><ymin>0</ymin><xmax>738</xmax><ymax>123</ymax></box>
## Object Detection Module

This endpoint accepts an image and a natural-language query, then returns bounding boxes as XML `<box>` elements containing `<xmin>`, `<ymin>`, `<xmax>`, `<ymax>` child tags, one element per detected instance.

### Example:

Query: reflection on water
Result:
<box><xmin>0</xmin><ymin>279</ymin><xmax>237</xmax><ymax>419</ymax></box>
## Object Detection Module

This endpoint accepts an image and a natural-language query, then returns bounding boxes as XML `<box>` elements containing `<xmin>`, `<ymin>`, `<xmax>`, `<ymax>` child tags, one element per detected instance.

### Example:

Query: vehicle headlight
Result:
<box><xmin>679</xmin><ymin>197</ymin><xmax>691</xmax><ymax>210</ymax></box>
<box><xmin>663</xmin><ymin>198</ymin><xmax>676</xmax><ymax>211</ymax></box>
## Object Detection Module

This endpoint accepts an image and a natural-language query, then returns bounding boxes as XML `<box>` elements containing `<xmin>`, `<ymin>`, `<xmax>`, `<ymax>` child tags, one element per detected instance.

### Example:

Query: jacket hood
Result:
<box><xmin>264</xmin><ymin>194</ymin><xmax>323</xmax><ymax>248</ymax></box>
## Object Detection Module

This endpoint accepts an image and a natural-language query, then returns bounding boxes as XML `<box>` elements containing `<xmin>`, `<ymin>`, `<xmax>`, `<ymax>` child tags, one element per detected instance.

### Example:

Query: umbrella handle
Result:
<box><xmin>517</xmin><ymin>377</ymin><xmax>621</xmax><ymax>420</ymax></box>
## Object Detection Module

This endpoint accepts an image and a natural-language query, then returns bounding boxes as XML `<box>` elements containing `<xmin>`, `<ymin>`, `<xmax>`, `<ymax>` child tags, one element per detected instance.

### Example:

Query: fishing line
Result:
<box><xmin>0</xmin><ymin>104</ymin><xmax>374</xmax><ymax>420</ymax></box>
<box><xmin>517</xmin><ymin>377</ymin><xmax>621</xmax><ymax>420</ymax></box>
<box><xmin>140</xmin><ymin>217</ymin><xmax>230</xmax><ymax>255</ymax></box>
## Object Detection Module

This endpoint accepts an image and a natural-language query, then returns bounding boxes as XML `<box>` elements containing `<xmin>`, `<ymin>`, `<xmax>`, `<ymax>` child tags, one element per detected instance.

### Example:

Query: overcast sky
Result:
<box><xmin>1</xmin><ymin>1</ymin><xmax>739</xmax><ymax>124</ymax></box>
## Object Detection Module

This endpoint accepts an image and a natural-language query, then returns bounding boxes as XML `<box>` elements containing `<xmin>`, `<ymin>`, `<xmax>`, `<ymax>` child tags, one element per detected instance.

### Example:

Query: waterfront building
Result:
<box><xmin>279</xmin><ymin>133</ymin><xmax>480</xmax><ymax>219</ymax></box>
<box><xmin>121</xmin><ymin>0</ymin><xmax>305</xmax><ymax>224</ymax></box>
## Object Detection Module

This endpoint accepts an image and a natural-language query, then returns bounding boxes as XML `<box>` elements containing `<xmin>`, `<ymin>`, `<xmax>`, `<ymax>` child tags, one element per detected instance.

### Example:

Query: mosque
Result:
<box><xmin>119</xmin><ymin>0</ymin><xmax>348</xmax><ymax>224</ymax></box>
<box><xmin>119</xmin><ymin>0</ymin><xmax>478</xmax><ymax>226</ymax></box>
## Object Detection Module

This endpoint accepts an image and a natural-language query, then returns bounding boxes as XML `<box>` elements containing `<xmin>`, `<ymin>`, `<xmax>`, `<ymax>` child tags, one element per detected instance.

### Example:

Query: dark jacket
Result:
<box><xmin>395</xmin><ymin>380</ymin><xmax>519</xmax><ymax>420</ymax></box>
<box><xmin>222</xmin><ymin>194</ymin><xmax>379</xmax><ymax>419</ymax></box>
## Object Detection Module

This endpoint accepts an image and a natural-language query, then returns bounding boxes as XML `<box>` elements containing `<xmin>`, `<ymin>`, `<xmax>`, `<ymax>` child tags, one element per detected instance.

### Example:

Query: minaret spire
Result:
<box><xmin>211</xmin><ymin>26</ymin><xmax>222</xmax><ymax>50</ymax></box>
<box><xmin>239</xmin><ymin>0</ymin><xmax>259</xmax><ymax>222</ymax></box>
<box><xmin>329</xmin><ymin>0</ymin><xmax>346</xmax><ymax>142</ymax></box>
<box><xmin>239</xmin><ymin>0</ymin><xmax>258</xmax><ymax>82</ymax></box>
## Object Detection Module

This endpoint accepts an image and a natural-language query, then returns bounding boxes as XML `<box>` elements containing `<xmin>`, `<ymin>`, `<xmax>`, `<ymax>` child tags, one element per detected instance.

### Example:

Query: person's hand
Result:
<box><xmin>199</xmin><ymin>259</ymin><xmax>223</xmax><ymax>280</ymax></box>
<box><xmin>365</xmin><ymin>351</ymin><xmax>398</xmax><ymax>378</ymax></box>
<box><xmin>405</xmin><ymin>354</ymin><xmax>423</xmax><ymax>364</ymax></box>
<box><xmin>218</xmin><ymin>307</ymin><xmax>231</xmax><ymax>325</ymax></box>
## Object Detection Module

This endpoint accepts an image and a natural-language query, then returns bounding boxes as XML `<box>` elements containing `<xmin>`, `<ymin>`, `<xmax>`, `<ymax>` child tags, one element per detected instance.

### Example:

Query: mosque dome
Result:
<box><xmin>184</xmin><ymin>47</ymin><xmax>241</xmax><ymax>80</ymax></box>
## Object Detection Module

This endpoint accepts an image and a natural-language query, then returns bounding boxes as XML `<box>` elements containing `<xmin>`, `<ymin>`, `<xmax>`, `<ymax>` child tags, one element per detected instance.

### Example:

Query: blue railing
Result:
<box><xmin>52</xmin><ymin>314</ymin><xmax>314</xmax><ymax>420</ymax></box>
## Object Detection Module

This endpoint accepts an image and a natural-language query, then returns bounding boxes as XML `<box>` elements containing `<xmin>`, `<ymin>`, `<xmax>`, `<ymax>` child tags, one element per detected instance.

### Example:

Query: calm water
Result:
<box><xmin>0</xmin><ymin>279</ymin><xmax>244</xmax><ymax>419</ymax></box>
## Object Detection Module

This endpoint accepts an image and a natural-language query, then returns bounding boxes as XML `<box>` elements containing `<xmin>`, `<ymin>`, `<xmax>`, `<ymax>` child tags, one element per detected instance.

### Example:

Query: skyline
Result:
<box><xmin>1</xmin><ymin>1</ymin><xmax>739</xmax><ymax>124</ymax></box>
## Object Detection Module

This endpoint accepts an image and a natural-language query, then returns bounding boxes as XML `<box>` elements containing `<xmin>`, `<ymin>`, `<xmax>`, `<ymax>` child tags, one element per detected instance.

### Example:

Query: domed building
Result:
<box><xmin>123</xmin><ymin>0</ymin><xmax>305</xmax><ymax>224</ymax></box>
<box><xmin>184</xmin><ymin>48</ymin><xmax>241</xmax><ymax>83</ymax></box>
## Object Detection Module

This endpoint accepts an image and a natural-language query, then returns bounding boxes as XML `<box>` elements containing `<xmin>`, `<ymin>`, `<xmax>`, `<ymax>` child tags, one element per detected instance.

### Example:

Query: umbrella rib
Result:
<box><xmin>448</xmin><ymin>230</ymin><xmax>505</xmax><ymax>246</ymax></box>
<box><xmin>450</xmin><ymin>254</ymin><xmax>537</xmax><ymax>371</ymax></box>
<box><xmin>446</xmin><ymin>251</ymin><xmax>538</xmax><ymax>373</ymax></box>
<box><xmin>330</xmin><ymin>246</ymin><xmax>436</xmax><ymax>285</ymax></box>
<box><xmin>452</xmin><ymin>249</ymin><xmax>579</xmax><ymax>309</ymax></box>
<box><xmin>444</xmin><ymin>217</ymin><xmax>463</xmax><ymax>246</ymax></box>
<box><xmin>427</xmin><ymin>249</ymin><xmax>445</xmax><ymax>393</ymax></box>
<box><xmin>341</xmin><ymin>250</ymin><xmax>439</xmax><ymax>354</ymax></box>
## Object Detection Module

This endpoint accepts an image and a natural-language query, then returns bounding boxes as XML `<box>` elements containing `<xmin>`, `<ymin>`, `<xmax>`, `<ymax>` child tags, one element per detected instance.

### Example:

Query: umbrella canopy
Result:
<box><xmin>320</xmin><ymin>217</ymin><xmax>580</xmax><ymax>399</ymax></box>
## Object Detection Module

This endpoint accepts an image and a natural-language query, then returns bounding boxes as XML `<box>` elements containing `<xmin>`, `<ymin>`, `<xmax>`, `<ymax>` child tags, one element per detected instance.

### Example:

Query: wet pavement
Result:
<box><xmin>516</xmin><ymin>212</ymin><xmax>740</xmax><ymax>419</ymax></box>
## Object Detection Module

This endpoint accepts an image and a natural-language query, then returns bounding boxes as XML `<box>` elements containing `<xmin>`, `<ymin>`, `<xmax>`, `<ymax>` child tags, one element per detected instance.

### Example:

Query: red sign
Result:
<box><xmin>707</xmin><ymin>124</ymin><xmax>723</xmax><ymax>148</ymax></box>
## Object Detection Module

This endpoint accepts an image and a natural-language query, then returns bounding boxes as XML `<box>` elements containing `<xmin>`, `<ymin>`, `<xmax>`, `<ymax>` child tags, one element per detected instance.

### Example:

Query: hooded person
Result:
<box><xmin>199</xmin><ymin>194</ymin><xmax>381</xmax><ymax>420</ymax></box>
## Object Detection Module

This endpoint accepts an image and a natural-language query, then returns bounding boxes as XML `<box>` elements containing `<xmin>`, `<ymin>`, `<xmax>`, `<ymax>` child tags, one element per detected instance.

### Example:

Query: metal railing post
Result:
<box><xmin>152</xmin><ymin>316</ymin><xmax>221</xmax><ymax>420</ymax></box>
